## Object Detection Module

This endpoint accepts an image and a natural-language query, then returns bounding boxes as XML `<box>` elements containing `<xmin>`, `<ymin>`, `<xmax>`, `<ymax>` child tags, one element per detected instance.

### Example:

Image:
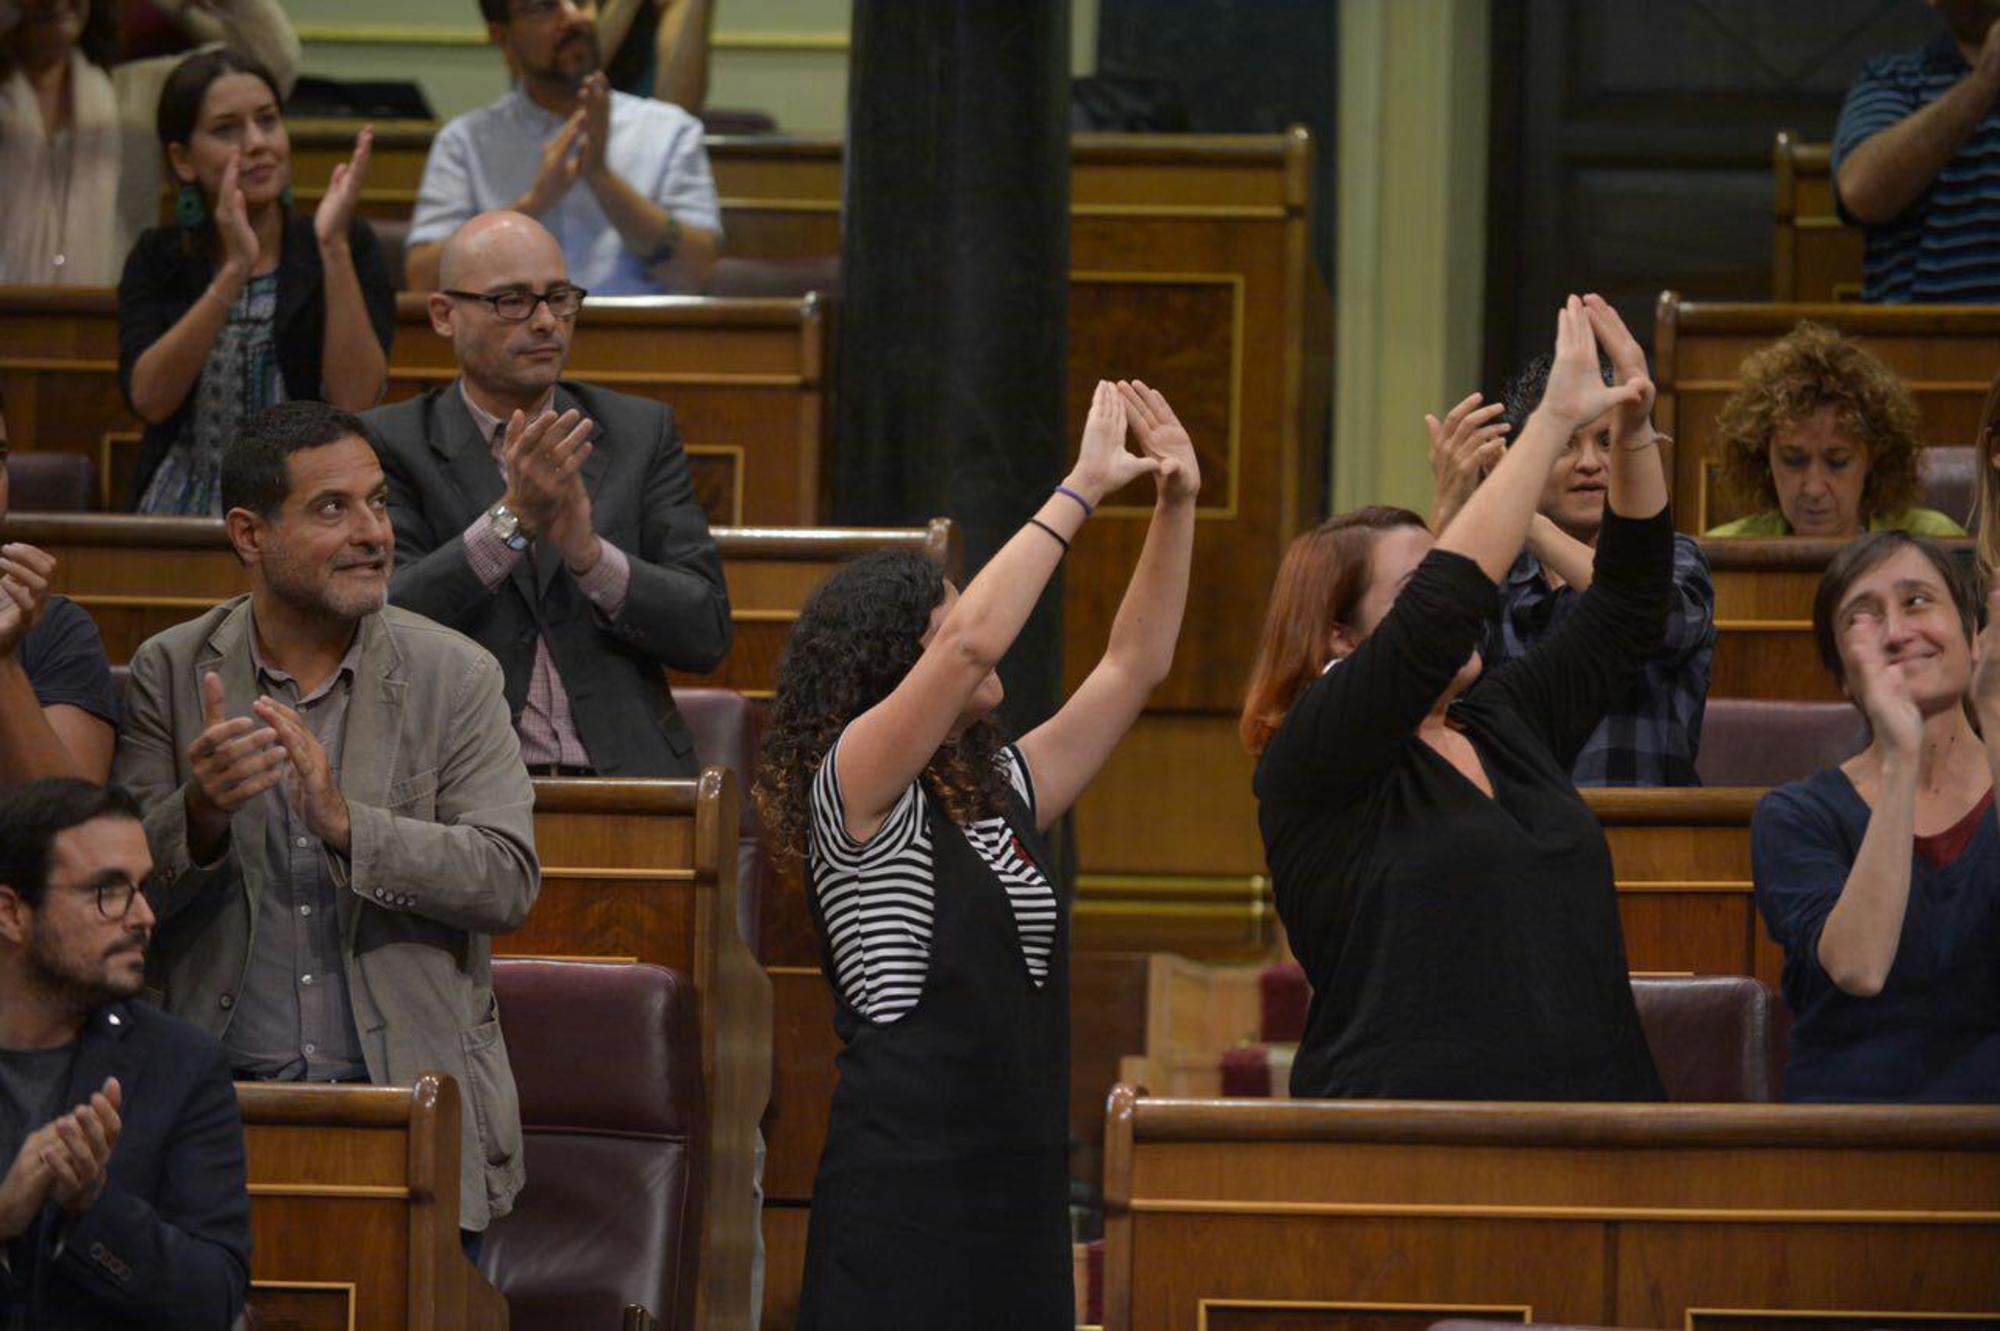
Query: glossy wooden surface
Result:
<box><xmin>524</xmin><ymin>771</ymin><xmax>767</xmax><ymax>1331</ymax></box>
<box><xmin>1654</xmin><ymin>292</ymin><xmax>2000</xmax><ymax>534</ymax></box>
<box><xmin>1101</xmin><ymin>1086</ymin><xmax>2000</xmax><ymax>1331</ymax></box>
<box><xmin>1</xmin><ymin>513</ymin><xmax>948</xmax><ymax>696</ymax></box>
<box><xmin>1772</xmin><ymin>133</ymin><xmax>1863</xmax><ymax>303</ymax></box>
<box><xmin>239</xmin><ymin>1076</ymin><xmax>508</xmax><ymax>1331</ymax></box>
<box><xmin>0</xmin><ymin>288</ymin><xmax>826</xmax><ymax>528</ymax></box>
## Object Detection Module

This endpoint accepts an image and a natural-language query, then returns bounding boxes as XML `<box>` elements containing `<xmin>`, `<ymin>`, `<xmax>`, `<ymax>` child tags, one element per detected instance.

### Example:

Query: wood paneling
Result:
<box><xmin>1102</xmin><ymin>1089</ymin><xmax>2000</xmax><ymax>1331</ymax></box>
<box><xmin>0</xmin><ymin>288</ymin><xmax>826</xmax><ymax>527</ymax></box>
<box><xmin>1655</xmin><ymin>293</ymin><xmax>2000</xmax><ymax>535</ymax></box>
<box><xmin>523</xmin><ymin>772</ymin><xmax>765</xmax><ymax>1331</ymax></box>
<box><xmin>1</xmin><ymin>512</ymin><xmax>948</xmax><ymax>696</ymax></box>
<box><xmin>1773</xmin><ymin>133</ymin><xmax>1865</xmax><ymax>303</ymax></box>
<box><xmin>240</xmin><ymin>1076</ymin><xmax>508</xmax><ymax>1331</ymax></box>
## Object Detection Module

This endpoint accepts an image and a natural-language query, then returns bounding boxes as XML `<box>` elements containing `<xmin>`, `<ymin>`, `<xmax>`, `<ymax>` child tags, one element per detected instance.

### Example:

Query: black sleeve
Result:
<box><xmin>347</xmin><ymin>217</ymin><xmax>398</xmax><ymax>355</ymax></box>
<box><xmin>55</xmin><ymin>1040</ymin><xmax>250</xmax><ymax>1330</ymax></box>
<box><xmin>115</xmin><ymin>230</ymin><xmax>194</xmax><ymax>418</ymax></box>
<box><xmin>1255</xmin><ymin>547</ymin><xmax>1496</xmax><ymax>811</ymax></box>
<box><xmin>1478</xmin><ymin>507</ymin><xmax>1675</xmax><ymax>770</ymax></box>
<box><xmin>603</xmin><ymin>402</ymin><xmax>734</xmax><ymax>671</ymax></box>
<box><xmin>18</xmin><ymin>598</ymin><xmax>120</xmax><ymax>726</ymax></box>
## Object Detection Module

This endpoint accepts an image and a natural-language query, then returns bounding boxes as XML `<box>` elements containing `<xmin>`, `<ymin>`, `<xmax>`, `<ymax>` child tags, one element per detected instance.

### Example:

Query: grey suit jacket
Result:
<box><xmin>111</xmin><ymin>598</ymin><xmax>540</xmax><ymax>1230</ymax></box>
<box><xmin>363</xmin><ymin>380</ymin><xmax>732</xmax><ymax>776</ymax></box>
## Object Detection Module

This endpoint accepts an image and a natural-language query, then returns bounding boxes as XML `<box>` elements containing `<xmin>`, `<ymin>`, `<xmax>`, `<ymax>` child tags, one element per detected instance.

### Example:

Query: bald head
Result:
<box><xmin>437</xmin><ymin>210</ymin><xmax>567</xmax><ymax>293</ymax></box>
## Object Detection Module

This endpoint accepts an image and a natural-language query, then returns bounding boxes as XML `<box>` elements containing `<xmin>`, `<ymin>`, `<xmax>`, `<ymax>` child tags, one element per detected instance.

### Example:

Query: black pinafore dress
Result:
<box><xmin>797</xmin><ymin>781</ymin><xmax>1073</xmax><ymax>1330</ymax></box>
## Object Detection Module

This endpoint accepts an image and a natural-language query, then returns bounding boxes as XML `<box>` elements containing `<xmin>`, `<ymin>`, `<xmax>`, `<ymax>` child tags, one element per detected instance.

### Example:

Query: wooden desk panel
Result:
<box><xmin>241</xmin><ymin>1077</ymin><xmax>508</xmax><ymax>1331</ymax></box>
<box><xmin>1772</xmin><ymin>132</ymin><xmax>1864</xmax><ymax>304</ymax></box>
<box><xmin>1102</xmin><ymin>1090</ymin><xmax>2000</xmax><ymax>1331</ymax></box>
<box><xmin>1655</xmin><ymin>293</ymin><xmax>2000</xmax><ymax>535</ymax></box>
<box><xmin>0</xmin><ymin>288</ymin><xmax>825</xmax><ymax>528</ymax></box>
<box><xmin>2</xmin><ymin>513</ymin><xmax>949</xmax><ymax>696</ymax></box>
<box><xmin>523</xmin><ymin>772</ymin><xmax>767</xmax><ymax>1331</ymax></box>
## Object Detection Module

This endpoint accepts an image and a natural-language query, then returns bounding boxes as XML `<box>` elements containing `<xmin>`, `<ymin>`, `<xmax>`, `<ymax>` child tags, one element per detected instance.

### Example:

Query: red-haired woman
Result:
<box><xmin>1243</xmin><ymin>295</ymin><xmax>1670</xmax><ymax>1101</ymax></box>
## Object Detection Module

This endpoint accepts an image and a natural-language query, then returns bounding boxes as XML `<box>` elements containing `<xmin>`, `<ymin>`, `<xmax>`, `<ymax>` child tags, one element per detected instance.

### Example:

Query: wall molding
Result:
<box><xmin>295</xmin><ymin>24</ymin><xmax>849</xmax><ymax>52</ymax></box>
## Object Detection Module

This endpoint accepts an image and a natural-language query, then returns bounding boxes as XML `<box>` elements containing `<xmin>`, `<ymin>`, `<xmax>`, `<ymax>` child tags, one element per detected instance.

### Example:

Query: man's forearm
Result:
<box><xmin>1838</xmin><ymin>70</ymin><xmax>2000</xmax><ymax>223</ymax></box>
<box><xmin>0</xmin><ymin>658</ymin><xmax>91</xmax><ymax>781</ymax></box>
<box><xmin>584</xmin><ymin>167</ymin><xmax>717</xmax><ymax>289</ymax></box>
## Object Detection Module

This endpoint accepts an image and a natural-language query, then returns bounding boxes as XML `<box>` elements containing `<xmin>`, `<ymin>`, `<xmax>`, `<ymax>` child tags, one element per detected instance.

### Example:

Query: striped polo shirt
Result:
<box><xmin>1833</xmin><ymin>34</ymin><xmax>2000</xmax><ymax>303</ymax></box>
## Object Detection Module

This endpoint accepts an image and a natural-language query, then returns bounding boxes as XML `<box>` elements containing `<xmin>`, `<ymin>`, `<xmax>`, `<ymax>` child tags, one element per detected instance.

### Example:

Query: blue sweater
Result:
<box><xmin>1753</xmin><ymin>767</ymin><xmax>2000</xmax><ymax>1102</ymax></box>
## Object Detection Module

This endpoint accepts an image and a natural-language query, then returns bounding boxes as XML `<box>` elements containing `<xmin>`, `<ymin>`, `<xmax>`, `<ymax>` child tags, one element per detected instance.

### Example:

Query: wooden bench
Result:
<box><xmin>520</xmin><ymin>771</ymin><xmax>766</xmax><ymax>1331</ymax></box>
<box><xmin>1102</xmin><ymin>1086</ymin><xmax>2000</xmax><ymax>1331</ymax></box>
<box><xmin>2</xmin><ymin>513</ymin><xmax>950</xmax><ymax>696</ymax></box>
<box><xmin>0</xmin><ymin>288</ymin><xmax>827</xmax><ymax>528</ymax></box>
<box><xmin>1654</xmin><ymin>292</ymin><xmax>2000</xmax><ymax>534</ymax></box>
<box><xmin>1773</xmin><ymin>131</ymin><xmax>1863</xmax><ymax>303</ymax></box>
<box><xmin>239</xmin><ymin>1075</ymin><xmax>508</xmax><ymax>1331</ymax></box>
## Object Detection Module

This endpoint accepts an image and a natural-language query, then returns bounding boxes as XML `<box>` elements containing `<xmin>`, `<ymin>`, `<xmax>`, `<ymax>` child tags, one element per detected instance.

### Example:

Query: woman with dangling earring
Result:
<box><xmin>116</xmin><ymin>48</ymin><xmax>392</xmax><ymax>514</ymax></box>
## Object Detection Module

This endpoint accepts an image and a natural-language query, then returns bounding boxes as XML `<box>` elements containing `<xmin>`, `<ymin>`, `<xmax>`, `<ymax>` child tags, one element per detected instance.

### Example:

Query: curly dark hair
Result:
<box><xmin>754</xmin><ymin>549</ymin><xmax>1014</xmax><ymax>859</ymax></box>
<box><xmin>1714</xmin><ymin>321</ymin><xmax>1923</xmax><ymax>524</ymax></box>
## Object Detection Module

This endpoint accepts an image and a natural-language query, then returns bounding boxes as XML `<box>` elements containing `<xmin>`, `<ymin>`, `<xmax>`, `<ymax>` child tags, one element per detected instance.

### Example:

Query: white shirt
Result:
<box><xmin>408</xmin><ymin>87</ymin><xmax>723</xmax><ymax>296</ymax></box>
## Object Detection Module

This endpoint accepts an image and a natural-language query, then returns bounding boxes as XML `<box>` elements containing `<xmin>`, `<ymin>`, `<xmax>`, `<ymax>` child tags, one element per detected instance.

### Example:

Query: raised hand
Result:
<box><xmin>47</xmin><ymin>1079</ymin><xmax>121</xmax><ymax>1216</ymax></box>
<box><xmin>579</xmin><ymin>73</ymin><xmax>612</xmax><ymax>178</ymax></box>
<box><xmin>518</xmin><ymin>113</ymin><xmax>588</xmax><ymax>218</ymax></box>
<box><xmin>1540</xmin><ymin>295</ymin><xmax>1646</xmax><ymax>432</ymax></box>
<box><xmin>186</xmin><ymin>670</ymin><xmax>286</xmax><ymax>833</ymax></box>
<box><xmin>1843</xmin><ymin>619</ymin><xmax>1923</xmax><ymax>759</ymax></box>
<box><xmin>1580</xmin><ymin>294</ymin><xmax>1658</xmax><ymax>451</ymax></box>
<box><xmin>1117</xmin><ymin>379</ymin><xmax>1200</xmax><ymax>505</ymax></box>
<box><xmin>314</xmin><ymin>125</ymin><xmax>374</xmax><ymax>250</ymax></box>
<box><xmin>1426</xmin><ymin>392</ymin><xmax>1509</xmax><ymax>532</ymax></box>
<box><xmin>0</xmin><ymin>541</ymin><xmax>55</xmax><ymax>658</ymax></box>
<box><xmin>212</xmin><ymin>152</ymin><xmax>260</xmax><ymax>281</ymax></box>
<box><xmin>1066</xmin><ymin>380</ymin><xmax>1159</xmax><ymax>507</ymax></box>
<box><xmin>253</xmin><ymin>696</ymin><xmax>350</xmax><ymax>856</ymax></box>
<box><xmin>500</xmin><ymin>408</ymin><xmax>596</xmax><ymax>536</ymax></box>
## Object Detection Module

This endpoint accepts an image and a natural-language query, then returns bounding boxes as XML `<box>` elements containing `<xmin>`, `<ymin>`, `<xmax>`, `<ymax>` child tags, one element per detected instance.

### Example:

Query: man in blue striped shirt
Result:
<box><xmin>1834</xmin><ymin>2</ymin><xmax>2000</xmax><ymax>302</ymax></box>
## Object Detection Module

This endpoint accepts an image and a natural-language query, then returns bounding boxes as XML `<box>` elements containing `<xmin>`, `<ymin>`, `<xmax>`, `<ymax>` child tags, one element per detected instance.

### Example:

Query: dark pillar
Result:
<box><xmin>835</xmin><ymin>1</ymin><xmax>1072</xmax><ymax>738</ymax></box>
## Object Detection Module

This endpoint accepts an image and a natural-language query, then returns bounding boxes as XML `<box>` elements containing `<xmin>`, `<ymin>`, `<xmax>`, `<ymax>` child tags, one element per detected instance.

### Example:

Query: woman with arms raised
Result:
<box><xmin>1242</xmin><ymin>295</ymin><xmax>1669</xmax><ymax>1101</ymax></box>
<box><xmin>1753</xmin><ymin>532</ymin><xmax>2000</xmax><ymax>1101</ymax></box>
<box><xmin>117</xmin><ymin>48</ymin><xmax>391</xmax><ymax>513</ymax></box>
<box><xmin>754</xmin><ymin>380</ymin><xmax>1198</xmax><ymax>1330</ymax></box>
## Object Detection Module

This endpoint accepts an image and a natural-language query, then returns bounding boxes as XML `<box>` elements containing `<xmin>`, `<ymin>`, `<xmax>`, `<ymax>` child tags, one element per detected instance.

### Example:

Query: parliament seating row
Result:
<box><xmin>1772</xmin><ymin>132</ymin><xmax>1860</xmax><ymax>303</ymax></box>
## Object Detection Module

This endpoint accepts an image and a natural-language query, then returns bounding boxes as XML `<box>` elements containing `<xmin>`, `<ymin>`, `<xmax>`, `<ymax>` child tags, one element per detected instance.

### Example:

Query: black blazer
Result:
<box><xmin>115</xmin><ymin>211</ymin><xmax>397</xmax><ymax>508</ymax></box>
<box><xmin>0</xmin><ymin>1001</ymin><xmax>251</xmax><ymax>1330</ymax></box>
<box><xmin>365</xmin><ymin>380</ymin><xmax>733</xmax><ymax>777</ymax></box>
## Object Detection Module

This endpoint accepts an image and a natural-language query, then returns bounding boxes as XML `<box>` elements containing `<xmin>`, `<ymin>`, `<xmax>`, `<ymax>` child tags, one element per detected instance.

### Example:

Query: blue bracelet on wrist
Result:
<box><xmin>1055</xmin><ymin>485</ymin><xmax>1094</xmax><ymax>517</ymax></box>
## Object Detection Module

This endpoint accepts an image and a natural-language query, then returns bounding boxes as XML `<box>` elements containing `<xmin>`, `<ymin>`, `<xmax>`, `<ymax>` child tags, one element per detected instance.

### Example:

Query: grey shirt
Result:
<box><xmin>225</xmin><ymin>623</ymin><xmax>367</xmax><ymax>1082</ymax></box>
<box><xmin>0</xmin><ymin>1042</ymin><xmax>77</xmax><ymax>1171</ymax></box>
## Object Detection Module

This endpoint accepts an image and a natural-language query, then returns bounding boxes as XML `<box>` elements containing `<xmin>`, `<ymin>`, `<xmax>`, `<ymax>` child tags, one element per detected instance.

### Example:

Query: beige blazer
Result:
<box><xmin>112</xmin><ymin>598</ymin><xmax>539</xmax><ymax>1229</ymax></box>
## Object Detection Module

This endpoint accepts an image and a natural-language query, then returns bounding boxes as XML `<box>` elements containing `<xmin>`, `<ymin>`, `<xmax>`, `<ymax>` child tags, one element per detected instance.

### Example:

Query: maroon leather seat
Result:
<box><xmin>1695</xmin><ymin>698</ymin><xmax>1868</xmax><ymax>788</ymax></box>
<box><xmin>482</xmin><ymin>959</ymin><xmax>706</xmax><ymax>1331</ymax></box>
<box><xmin>5</xmin><ymin>450</ymin><xmax>99</xmax><ymax>511</ymax></box>
<box><xmin>708</xmin><ymin>255</ymin><xmax>842</xmax><ymax>299</ymax></box>
<box><xmin>674</xmin><ymin>686</ymin><xmax>768</xmax><ymax>960</ymax></box>
<box><xmin>371</xmin><ymin>216</ymin><xmax>413</xmax><ymax>291</ymax></box>
<box><xmin>1921</xmin><ymin>444</ymin><xmax>1977</xmax><ymax>528</ymax></box>
<box><xmin>1630</xmin><ymin>974</ymin><xmax>1785</xmax><ymax>1102</ymax></box>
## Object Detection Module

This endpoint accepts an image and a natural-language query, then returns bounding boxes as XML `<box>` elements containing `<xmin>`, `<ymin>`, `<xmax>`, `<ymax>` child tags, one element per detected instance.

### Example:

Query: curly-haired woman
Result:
<box><xmin>1706</xmin><ymin>321</ymin><xmax>1964</xmax><ymax>539</ymax></box>
<box><xmin>753</xmin><ymin>380</ymin><xmax>1198</xmax><ymax>1330</ymax></box>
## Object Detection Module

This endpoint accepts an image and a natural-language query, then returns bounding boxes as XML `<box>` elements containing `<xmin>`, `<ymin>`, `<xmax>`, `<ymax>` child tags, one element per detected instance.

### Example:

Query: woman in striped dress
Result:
<box><xmin>753</xmin><ymin>379</ymin><xmax>1198</xmax><ymax>1330</ymax></box>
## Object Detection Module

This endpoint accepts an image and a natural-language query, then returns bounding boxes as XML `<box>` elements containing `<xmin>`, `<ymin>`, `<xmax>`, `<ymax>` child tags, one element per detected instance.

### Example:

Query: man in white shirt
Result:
<box><xmin>404</xmin><ymin>0</ymin><xmax>722</xmax><ymax>296</ymax></box>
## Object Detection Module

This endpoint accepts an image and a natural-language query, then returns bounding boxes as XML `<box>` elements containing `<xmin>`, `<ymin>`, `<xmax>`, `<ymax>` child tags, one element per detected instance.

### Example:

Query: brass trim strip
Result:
<box><xmin>1131</xmin><ymin>1198</ymin><xmax>2000</xmax><ymax>1224</ymax></box>
<box><xmin>70</xmin><ymin>594</ymin><xmax>226</xmax><ymax>610</ymax></box>
<box><xmin>539</xmin><ymin>866</ymin><xmax>698</xmax><ymax>882</ymax></box>
<box><xmin>1686</xmin><ymin>1309</ymin><xmax>2000</xmax><ymax>1330</ymax></box>
<box><xmin>1715</xmin><ymin>618</ymin><xmax>1811</xmax><ymax>633</ymax></box>
<box><xmin>1200</xmin><ymin>1299</ymin><xmax>1531</xmax><ymax>1331</ymax></box>
<box><xmin>498</xmin><ymin>954</ymin><xmax>642</xmax><ymax>964</ymax></box>
<box><xmin>246</xmin><ymin>1183</ymin><xmax>411</xmax><ymax>1199</ymax></box>
<box><xmin>295</xmin><ymin>24</ymin><xmax>850</xmax><ymax>52</ymax></box>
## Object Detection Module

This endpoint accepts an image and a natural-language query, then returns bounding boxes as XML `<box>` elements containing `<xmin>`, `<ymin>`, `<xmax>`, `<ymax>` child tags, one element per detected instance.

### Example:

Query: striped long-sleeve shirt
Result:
<box><xmin>1833</xmin><ymin>34</ymin><xmax>2000</xmax><ymax>303</ymax></box>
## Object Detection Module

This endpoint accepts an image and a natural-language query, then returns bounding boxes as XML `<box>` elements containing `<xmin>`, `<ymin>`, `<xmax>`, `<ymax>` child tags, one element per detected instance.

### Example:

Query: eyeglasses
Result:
<box><xmin>442</xmin><ymin>285</ymin><xmax>588</xmax><ymax>322</ymax></box>
<box><xmin>87</xmin><ymin>879</ymin><xmax>143</xmax><ymax>920</ymax></box>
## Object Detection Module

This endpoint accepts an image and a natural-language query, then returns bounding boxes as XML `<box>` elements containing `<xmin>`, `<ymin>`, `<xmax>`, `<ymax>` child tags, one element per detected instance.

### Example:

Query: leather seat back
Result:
<box><xmin>1630</xmin><ymin>975</ymin><xmax>1784</xmax><ymax>1102</ymax></box>
<box><xmin>1695</xmin><ymin>699</ymin><xmax>1868</xmax><ymax>788</ymax></box>
<box><xmin>1920</xmin><ymin>444</ymin><xmax>1977</xmax><ymax>528</ymax></box>
<box><xmin>5</xmin><ymin>451</ymin><xmax>100</xmax><ymax>511</ymax></box>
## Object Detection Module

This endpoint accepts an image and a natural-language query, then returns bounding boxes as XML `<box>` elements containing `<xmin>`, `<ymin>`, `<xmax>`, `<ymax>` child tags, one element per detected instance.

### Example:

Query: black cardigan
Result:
<box><xmin>115</xmin><ymin>211</ymin><xmax>396</xmax><ymax>509</ymax></box>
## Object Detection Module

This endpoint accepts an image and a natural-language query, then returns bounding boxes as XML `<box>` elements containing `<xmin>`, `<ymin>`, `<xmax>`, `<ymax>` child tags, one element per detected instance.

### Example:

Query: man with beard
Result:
<box><xmin>111</xmin><ymin>401</ymin><xmax>540</xmax><ymax>1259</ymax></box>
<box><xmin>403</xmin><ymin>0</ymin><xmax>722</xmax><ymax>295</ymax></box>
<box><xmin>0</xmin><ymin>778</ymin><xmax>251</xmax><ymax>1328</ymax></box>
<box><xmin>365</xmin><ymin>210</ymin><xmax>731</xmax><ymax>778</ymax></box>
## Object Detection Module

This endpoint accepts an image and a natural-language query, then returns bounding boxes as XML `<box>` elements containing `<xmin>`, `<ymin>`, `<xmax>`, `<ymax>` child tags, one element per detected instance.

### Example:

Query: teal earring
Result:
<box><xmin>280</xmin><ymin>184</ymin><xmax>294</xmax><ymax>209</ymax></box>
<box><xmin>175</xmin><ymin>182</ymin><xmax>207</xmax><ymax>229</ymax></box>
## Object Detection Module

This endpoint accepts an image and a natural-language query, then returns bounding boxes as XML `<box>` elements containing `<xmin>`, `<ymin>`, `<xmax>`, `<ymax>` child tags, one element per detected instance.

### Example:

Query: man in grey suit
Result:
<box><xmin>112</xmin><ymin>402</ymin><xmax>538</xmax><ymax>1253</ymax></box>
<box><xmin>363</xmin><ymin>209</ymin><xmax>731</xmax><ymax>778</ymax></box>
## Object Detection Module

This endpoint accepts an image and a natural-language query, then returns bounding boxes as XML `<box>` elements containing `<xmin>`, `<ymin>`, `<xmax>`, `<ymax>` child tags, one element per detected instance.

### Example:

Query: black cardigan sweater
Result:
<box><xmin>115</xmin><ymin>211</ymin><xmax>396</xmax><ymax>508</ymax></box>
<box><xmin>1255</xmin><ymin>508</ymin><xmax>1674</xmax><ymax>1102</ymax></box>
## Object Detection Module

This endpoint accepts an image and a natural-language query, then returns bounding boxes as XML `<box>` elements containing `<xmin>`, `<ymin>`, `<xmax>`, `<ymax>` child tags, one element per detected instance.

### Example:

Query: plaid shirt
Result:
<box><xmin>1483</xmin><ymin>532</ymin><xmax>1715</xmax><ymax>786</ymax></box>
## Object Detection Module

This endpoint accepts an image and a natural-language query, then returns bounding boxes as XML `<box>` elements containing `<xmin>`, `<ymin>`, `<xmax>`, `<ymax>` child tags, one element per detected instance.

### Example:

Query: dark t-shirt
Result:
<box><xmin>1255</xmin><ymin>510</ymin><xmax>1673</xmax><ymax>1102</ymax></box>
<box><xmin>18</xmin><ymin>597</ymin><xmax>119</xmax><ymax>728</ymax></box>
<box><xmin>0</xmin><ymin>1042</ymin><xmax>78</xmax><ymax>1202</ymax></box>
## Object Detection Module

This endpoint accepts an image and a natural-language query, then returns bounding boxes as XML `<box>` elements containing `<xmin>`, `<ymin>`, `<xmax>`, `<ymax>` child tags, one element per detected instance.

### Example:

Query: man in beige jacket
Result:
<box><xmin>112</xmin><ymin>400</ymin><xmax>538</xmax><ymax>1253</ymax></box>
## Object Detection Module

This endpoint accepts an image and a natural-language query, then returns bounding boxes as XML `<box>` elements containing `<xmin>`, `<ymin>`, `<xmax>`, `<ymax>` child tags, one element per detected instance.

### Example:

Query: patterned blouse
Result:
<box><xmin>138</xmin><ymin>272</ymin><xmax>285</xmax><ymax>516</ymax></box>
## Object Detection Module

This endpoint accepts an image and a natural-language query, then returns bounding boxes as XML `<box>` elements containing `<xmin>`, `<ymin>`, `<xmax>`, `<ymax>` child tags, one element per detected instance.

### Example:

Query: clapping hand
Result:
<box><xmin>253</xmin><ymin>696</ymin><xmax>351</xmax><ymax>856</ymax></box>
<box><xmin>0</xmin><ymin>1078</ymin><xmax>122</xmax><ymax>1239</ymax></box>
<box><xmin>1540</xmin><ymin>295</ymin><xmax>1647</xmax><ymax>432</ymax></box>
<box><xmin>213</xmin><ymin>152</ymin><xmax>260</xmax><ymax>281</ymax></box>
<box><xmin>1066</xmin><ymin>380</ymin><xmax>1160</xmax><ymax>508</ymax></box>
<box><xmin>1580</xmin><ymin>294</ymin><xmax>1658</xmax><ymax>451</ymax></box>
<box><xmin>1426</xmin><ymin>392</ymin><xmax>1509</xmax><ymax>532</ymax></box>
<box><xmin>1117</xmin><ymin>379</ymin><xmax>1200</xmax><ymax>505</ymax></box>
<box><xmin>185</xmin><ymin>670</ymin><xmax>286</xmax><ymax>844</ymax></box>
<box><xmin>0</xmin><ymin>541</ymin><xmax>55</xmax><ymax>659</ymax></box>
<box><xmin>1843</xmin><ymin>617</ymin><xmax>1923</xmax><ymax>760</ymax></box>
<box><xmin>519</xmin><ymin>113</ymin><xmax>588</xmax><ymax>217</ymax></box>
<box><xmin>579</xmin><ymin>73</ymin><xmax>612</xmax><ymax>178</ymax></box>
<box><xmin>500</xmin><ymin>407</ymin><xmax>596</xmax><ymax>538</ymax></box>
<box><xmin>314</xmin><ymin>125</ymin><xmax>374</xmax><ymax>251</ymax></box>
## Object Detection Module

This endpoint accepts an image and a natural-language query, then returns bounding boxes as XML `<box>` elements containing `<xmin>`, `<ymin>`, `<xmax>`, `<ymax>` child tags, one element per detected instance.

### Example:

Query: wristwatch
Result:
<box><xmin>486</xmin><ymin>502</ymin><xmax>530</xmax><ymax>552</ymax></box>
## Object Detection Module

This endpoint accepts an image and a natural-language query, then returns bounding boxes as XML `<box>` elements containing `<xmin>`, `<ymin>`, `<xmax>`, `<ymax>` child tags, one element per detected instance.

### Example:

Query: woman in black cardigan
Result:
<box><xmin>117</xmin><ymin>49</ymin><xmax>392</xmax><ymax>513</ymax></box>
<box><xmin>1241</xmin><ymin>295</ymin><xmax>1672</xmax><ymax>1102</ymax></box>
